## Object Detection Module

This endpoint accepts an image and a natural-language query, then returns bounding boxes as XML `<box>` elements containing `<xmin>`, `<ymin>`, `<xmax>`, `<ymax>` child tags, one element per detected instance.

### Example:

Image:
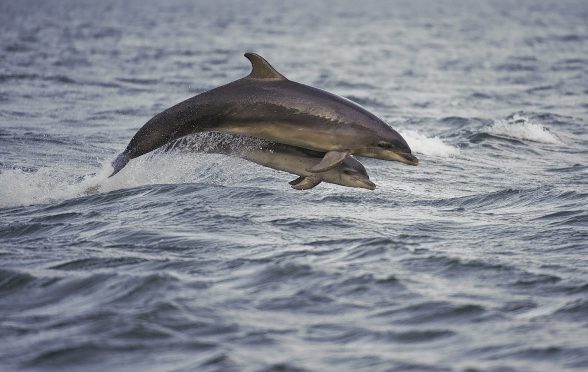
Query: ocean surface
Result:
<box><xmin>1</xmin><ymin>0</ymin><xmax>588</xmax><ymax>370</ymax></box>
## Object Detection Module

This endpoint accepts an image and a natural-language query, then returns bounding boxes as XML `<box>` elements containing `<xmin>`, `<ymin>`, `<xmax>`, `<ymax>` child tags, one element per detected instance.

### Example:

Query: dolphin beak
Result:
<box><xmin>357</xmin><ymin>178</ymin><xmax>376</xmax><ymax>190</ymax></box>
<box><xmin>397</xmin><ymin>152</ymin><xmax>419</xmax><ymax>166</ymax></box>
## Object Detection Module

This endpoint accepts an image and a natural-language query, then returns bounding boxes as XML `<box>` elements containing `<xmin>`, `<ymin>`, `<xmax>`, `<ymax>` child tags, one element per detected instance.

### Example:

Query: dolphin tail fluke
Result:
<box><xmin>109</xmin><ymin>151</ymin><xmax>131</xmax><ymax>177</ymax></box>
<box><xmin>307</xmin><ymin>150</ymin><xmax>350</xmax><ymax>173</ymax></box>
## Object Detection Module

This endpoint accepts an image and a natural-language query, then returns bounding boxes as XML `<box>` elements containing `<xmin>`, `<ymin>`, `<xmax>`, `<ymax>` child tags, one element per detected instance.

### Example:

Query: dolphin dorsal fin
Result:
<box><xmin>244</xmin><ymin>53</ymin><xmax>287</xmax><ymax>80</ymax></box>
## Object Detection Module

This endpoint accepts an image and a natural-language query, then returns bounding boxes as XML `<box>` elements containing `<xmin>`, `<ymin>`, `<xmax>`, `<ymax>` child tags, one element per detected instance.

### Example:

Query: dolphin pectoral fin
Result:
<box><xmin>109</xmin><ymin>152</ymin><xmax>131</xmax><ymax>177</ymax></box>
<box><xmin>289</xmin><ymin>176</ymin><xmax>306</xmax><ymax>186</ymax></box>
<box><xmin>290</xmin><ymin>176</ymin><xmax>321</xmax><ymax>190</ymax></box>
<box><xmin>307</xmin><ymin>150</ymin><xmax>351</xmax><ymax>173</ymax></box>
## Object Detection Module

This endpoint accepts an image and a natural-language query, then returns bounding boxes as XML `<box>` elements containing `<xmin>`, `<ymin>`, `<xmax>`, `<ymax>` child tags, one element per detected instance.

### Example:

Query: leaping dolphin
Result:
<box><xmin>110</xmin><ymin>53</ymin><xmax>417</xmax><ymax>177</ymax></box>
<box><xmin>164</xmin><ymin>133</ymin><xmax>376</xmax><ymax>190</ymax></box>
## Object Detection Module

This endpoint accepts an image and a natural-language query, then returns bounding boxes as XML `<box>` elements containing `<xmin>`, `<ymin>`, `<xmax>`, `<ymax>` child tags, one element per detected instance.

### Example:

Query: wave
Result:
<box><xmin>398</xmin><ymin>129</ymin><xmax>460</xmax><ymax>157</ymax></box>
<box><xmin>0</xmin><ymin>167</ymin><xmax>92</xmax><ymax>209</ymax></box>
<box><xmin>487</xmin><ymin>114</ymin><xmax>562</xmax><ymax>144</ymax></box>
<box><xmin>0</xmin><ymin>153</ymin><xmax>251</xmax><ymax>209</ymax></box>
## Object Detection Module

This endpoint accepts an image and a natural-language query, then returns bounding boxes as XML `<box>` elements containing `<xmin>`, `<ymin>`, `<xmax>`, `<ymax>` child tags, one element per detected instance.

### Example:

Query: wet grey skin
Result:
<box><xmin>165</xmin><ymin>133</ymin><xmax>376</xmax><ymax>190</ymax></box>
<box><xmin>110</xmin><ymin>53</ymin><xmax>418</xmax><ymax>176</ymax></box>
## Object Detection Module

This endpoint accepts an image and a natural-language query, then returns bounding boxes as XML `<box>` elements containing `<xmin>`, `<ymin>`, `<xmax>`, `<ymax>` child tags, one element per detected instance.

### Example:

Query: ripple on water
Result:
<box><xmin>0</xmin><ymin>222</ymin><xmax>68</xmax><ymax>240</ymax></box>
<box><xmin>551</xmin><ymin>298</ymin><xmax>588</xmax><ymax>322</ymax></box>
<box><xmin>400</xmin><ymin>254</ymin><xmax>563</xmax><ymax>295</ymax></box>
<box><xmin>319</xmin><ymin>273</ymin><xmax>410</xmax><ymax>303</ymax></box>
<box><xmin>237</xmin><ymin>262</ymin><xmax>318</xmax><ymax>291</ymax></box>
<box><xmin>49</xmin><ymin>256</ymin><xmax>149</xmax><ymax>271</ymax></box>
<box><xmin>372</xmin><ymin>301</ymin><xmax>487</xmax><ymax>325</ymax></box>
<box><xmin>304</xmin><ymin>322</ymin><xmax>455</xmax><ymax>345</ymax></box>
<box><xmin>490</xmin><ymin>346</ymin><xmax>588</xmax><ymax>369</ymax></box>
<box><xmin>0</xmin><ymin>269</ymin><xmax>36</xmax><ymax>295</ymax></box>
<box><xmin>270</xmin><ymin>216</ymin><xmax>356</xmax><ymax>229</ymax></box>
<box><xmin>432</xmin><ymin>186</ymin><xmax>584</xmax><ymax>212</ymax></box>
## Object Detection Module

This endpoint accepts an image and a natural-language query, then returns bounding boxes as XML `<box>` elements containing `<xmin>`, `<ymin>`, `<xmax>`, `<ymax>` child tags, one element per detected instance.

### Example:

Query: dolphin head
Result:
<box><xmin>355</xmin><ymin>128</ymin><xmax>419</xmax><ymax>166</ymax></box>
<box><xmin>328</xmin><ymin>156</ymin><xmax>376</xmax><ymax>190</ymax></box>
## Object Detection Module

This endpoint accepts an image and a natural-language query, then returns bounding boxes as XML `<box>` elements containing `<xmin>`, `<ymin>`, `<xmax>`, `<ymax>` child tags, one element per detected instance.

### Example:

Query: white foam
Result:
<box><xmin>0</xmin><ymin>161</ymin><xmax>122</xmax><ymax>208</ymax></box>
<box><xmin>398</xmin><ymin>129</ymin><xmax>460</xmax><ymax>157</ymax></box>
<box><xmin>0</xmin><ymin>167</ymin><xmax>72</xmax><ymax>208</ymax></box>
<box><xmin>488</xmin><ymin>114</ymin><xmax>561</xmax><ymax>144</ymax></box>
<box><xmin>0</xmin><ymin>153</ymin><xmax>249</xmax><ymax>209</ymax></box>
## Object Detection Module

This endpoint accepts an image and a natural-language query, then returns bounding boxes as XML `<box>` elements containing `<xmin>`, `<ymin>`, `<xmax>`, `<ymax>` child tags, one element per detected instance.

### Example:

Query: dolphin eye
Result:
<box><xmin>377</xmin><ymin>141</ymin><xmax>392</xmax><ymax>149</ymax></box>
<box><xmin>342</xmin><ymin>170</ymin><xmax>354</xmax><ymax>175</ymax></box>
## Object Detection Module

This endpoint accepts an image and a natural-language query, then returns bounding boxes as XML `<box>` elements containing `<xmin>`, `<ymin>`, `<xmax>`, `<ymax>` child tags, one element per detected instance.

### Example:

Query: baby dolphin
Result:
<box><xmin>111</xmin><ymin>53</ymin><xmax>417</xmax><ymax>176</ymax></box>
<box><xmin>165</xmin><ymin>133</ymin><xmax>376</xmax><ymax>190</ymax></box>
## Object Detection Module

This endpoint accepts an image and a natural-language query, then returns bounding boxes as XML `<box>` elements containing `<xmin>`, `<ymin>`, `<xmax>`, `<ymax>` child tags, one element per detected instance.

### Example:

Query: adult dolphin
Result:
<box><xmin>110</xmin><ymin>53</ymin><xmax>418</xmax><ymax>176</ymax></box>
<box><xmin>164</xmin><ymin>133</ymin><xmax>376</xmax><ymax>190</ymax></box>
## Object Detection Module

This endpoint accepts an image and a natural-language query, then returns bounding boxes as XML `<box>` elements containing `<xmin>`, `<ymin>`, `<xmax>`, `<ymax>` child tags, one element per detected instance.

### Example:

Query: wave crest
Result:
<box><xmin>398</xmin><ymin>130</ymin><xmax>460</xmax><ymax>157</ymax></box>
<box><xmin>0</xmin><ymin>153</ymin><xmax>247</xmax><ymax>209</ymax></box>
<box><xmin>488</xmin><ymin>114</ymin><xmax>562</xmax><ymax>144</ymax></box>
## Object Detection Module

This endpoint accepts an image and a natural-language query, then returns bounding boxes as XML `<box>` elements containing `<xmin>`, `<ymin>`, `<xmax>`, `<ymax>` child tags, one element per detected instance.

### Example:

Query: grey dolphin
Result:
<box><xmin>110</xmin><ymin>53</ymin><xmax>417</xmax><ymax>176</ymax></box>
<box><xmin>164</xmin><ymin>133</ymin><xmax>376</xmax><ymax>190</ymax></box>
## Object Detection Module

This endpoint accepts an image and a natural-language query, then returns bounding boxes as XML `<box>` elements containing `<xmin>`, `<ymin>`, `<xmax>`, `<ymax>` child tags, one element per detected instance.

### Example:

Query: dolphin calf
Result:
<box><xmin>164</xmin><ymin>133</ymin><xmax>376</xmax><ymax>190</ymax></box>
<box><xmin>111</xmin><ymin>53</ymin><xmax>417</xmax><ymax>176</ymax></box>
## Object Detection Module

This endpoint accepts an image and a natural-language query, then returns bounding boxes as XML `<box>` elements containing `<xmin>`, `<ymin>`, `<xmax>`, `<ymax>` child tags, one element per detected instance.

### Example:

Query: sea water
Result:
<box><xmin>1</xmin><ymin>0</ymin><xmax>587</xmax><ymax>370</ymax></box>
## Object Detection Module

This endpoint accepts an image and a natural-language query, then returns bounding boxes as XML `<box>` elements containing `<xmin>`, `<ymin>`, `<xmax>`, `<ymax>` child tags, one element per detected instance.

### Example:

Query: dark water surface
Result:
<box><xmin>1</xmin><ymin>0</ymin><xmax>588</xmax><ymax>370</ymax></box>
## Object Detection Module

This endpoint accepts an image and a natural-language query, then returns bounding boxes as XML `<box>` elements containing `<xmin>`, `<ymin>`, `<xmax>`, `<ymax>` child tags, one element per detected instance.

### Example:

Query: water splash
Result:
<box><xmin>0</xmin><ymin>168</ymin><xmax>72</xmax><ymax>208</ymax></box>
<box><xmin>399</xmin><ymin>129</ymin><xmax>460</xmax><ymax>157</ymax></box>
<box><xmin>0</xmin><ymin>161</ymin><xmax>120</xmax><ymax>208</ymax></box>
<box><xmin>0</xmin><ymin>153</ymin><xmax>248</xmax><ymax>209</ymax></box>
<box><xmin>488</xmin><ymin>114</ymin><xmax>562</xmax><ymax>144</ymax></box>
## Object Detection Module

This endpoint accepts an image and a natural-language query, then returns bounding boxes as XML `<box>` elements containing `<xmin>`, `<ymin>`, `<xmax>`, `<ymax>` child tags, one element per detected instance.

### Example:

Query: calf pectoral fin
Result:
<box><xmin>289</xmin><ymin>176</ymin><xmax>306</xmax><ymax>185</ymax></box>
<box><xmin>290</xmin><ymin>176</ymin><xmax>321</xmax><ymax>190</ymax></box>
<box><xmin>307</xmin><ymin>150</ymin><xmax>351</xmax><ymax>173</ymax></box>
